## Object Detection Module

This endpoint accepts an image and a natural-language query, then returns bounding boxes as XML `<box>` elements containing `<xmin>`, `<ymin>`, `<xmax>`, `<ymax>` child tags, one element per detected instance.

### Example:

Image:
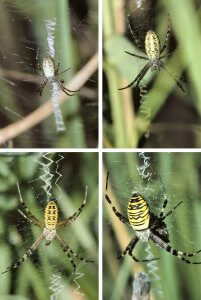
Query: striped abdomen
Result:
<box><xmin>127</xmin><ymin>194</ymin><xmax>150</xmax><ymax>231</ymax></box>
<box><xmin>145</xmin><ymin>30</ymin><xmax>160</xmax><ymax>60</ymax></box>
<box><xmin>44</xmin><ymin>201</ymin><xmax>58</xmax><ymax>230</ymax></box>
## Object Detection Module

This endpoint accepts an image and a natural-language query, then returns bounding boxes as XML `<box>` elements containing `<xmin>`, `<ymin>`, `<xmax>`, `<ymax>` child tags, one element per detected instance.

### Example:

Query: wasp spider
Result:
<box><xmin>37</xmin><ymin>53</ymin><xmax>79</xmax><ymax>96</ymax></box>
<box><xmin>105</xmin><ymin>172</ymin><xmax>201</xmax><ymax>264</ymax></box>
<box><xmin>119</xmin><ymin>18</ymin><xmax>186</xmax><ymax>92</ymax></box>
<box><xmin>1</xmin><ymin>183</ymin><xmax>93</xmax><ymax>274</ymax></box>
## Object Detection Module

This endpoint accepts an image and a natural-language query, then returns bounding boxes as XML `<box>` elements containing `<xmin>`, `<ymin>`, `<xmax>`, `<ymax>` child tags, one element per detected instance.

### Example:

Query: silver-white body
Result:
<box><xmin>42</xmin><ymin>57</ymin><xmax>55</xmax><ymax>79</ymax></box>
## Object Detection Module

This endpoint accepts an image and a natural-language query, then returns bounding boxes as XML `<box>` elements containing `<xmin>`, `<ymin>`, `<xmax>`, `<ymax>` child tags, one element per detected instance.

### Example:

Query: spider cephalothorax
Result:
<box><xmin>1</xmin><ymin>184</ymin><xmax>93</xmax><ymax>274</ymax></box>
<box><xmin>105</xmin><ymin>172</ymin><xmax>201</xmax><ymax>264</ymax></box>
<box><xmin>119</xmin><ymin>19</ymin><xmax>186</xmax><ymax>92</ymax></box>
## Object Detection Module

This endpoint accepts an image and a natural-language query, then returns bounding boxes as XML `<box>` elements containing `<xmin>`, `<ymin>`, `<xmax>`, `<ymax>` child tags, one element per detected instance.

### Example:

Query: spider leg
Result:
<box><xmin>35</xmin><ymin>48</ymin><xmax>42</xmax><ymax>70</ymax></box>
<box><xmin>62</xmin><ymin>85</ymin><xmax>80</xmax><ymax>93</ymax></box>
<box><xmin>58</xmin><ymin>80</ymin><xmax>80</xmax><ymax>96</ymax></box>
<box><xmin>58</xmin><ymin>67</ymin><xmax>71</xmax><ymax>76</ymax></box>
<box><xmin>55</xmin><ymin>62</ymin><xmax>60</xmax><ymax>75</ymax></box>
<box><xmin>37</xmin><ymin>78</ymin><xmax>48</xmax><ymax>96</ymax></box>
<box><xmin>57</xmin><ymin>185</ymin><xmax>88</xmax><ymax>227</ymax></box>
<box><xmin>118</xmin><ymin>236</ymin><xmax>160</xmax><ymax>262</ymax></box>
<box><xmin>127</xmin><ymin>15</ymin><xmax>145</xmax><ymax>53</ymax></box>
<box><xmin>105</xmin><ymin>171</ymin><xmax>129</xmax><ymax>225</ymax></box>
<box><xmin>1</xmin><ymin>233</ymin><xmax>44</xmax><ymax>274</ymax></box>
<box><xmin>160</xmin><ymin>61</ymin><xmax>185</xmax><ymax>93</ymax></box>
<box><xmin>161</xmin><ymin>201</ymin><xmax>183</xmax><ymax>220</ymax></box>
<box><xmin>158</xmin><ymin>175</ymin><xmax>170</xmax><ymax>218</ymax></box>
<box><xmin>125</xmin><ymin>51</ymin><xmax>149</xmax><ymax>60</ymax></box>
<box><xmin>17</xmin><ymin>182</ymin><xmax>42</xmax><ymax>227</ymax></box>
<box><xmin>55</xmin><ymin>234</ymin><xmax>93</xmax><ymax>273</ymax></box>
<box><xmin>160</xmin><ymin>53</ymin><xmax>171</xmax><ymax>60</ymax></box>
<box><xmin>158</xmin><ymin>175</ymin><xmax>183</xmax><ymax>220</ymax></box>
<box><xmin>160</xmin><ymin>15</ymin><xmax>171</xmax><ymax>54</ymax></box>
<box><xmin>119</xmin><ymin>62</ymin><xmax>150</xmax><ymax>91</ymax></box>
<box><xmin>62</xmin><ymin>86</ymin><xmax>80</xmax><ymax>96</ymax></box>
<box><xmin>150</xmin><ymin>233</ymin><xmax>201</xmax><ymax>264</ymax></box>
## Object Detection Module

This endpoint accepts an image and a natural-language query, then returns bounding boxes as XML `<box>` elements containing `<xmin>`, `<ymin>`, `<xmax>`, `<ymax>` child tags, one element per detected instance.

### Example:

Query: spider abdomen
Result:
<box><xmin>127</xmin><ymin>194</ymin><xmax>150</xmax><ymax>231</ymax></box>
<box><xmin>42</xmin><ymin>56</ymin><xmax>55</xmax><ymax>78</ymax></box>
<box><xmin>145</xmin><ymin>30</ymin><xmax>160</xmax><ymax>60</ymax></box>
<box><xmin>45</xmin><ymin>201</ymin><xmax>58</xmax><ymax>230</ymax></box>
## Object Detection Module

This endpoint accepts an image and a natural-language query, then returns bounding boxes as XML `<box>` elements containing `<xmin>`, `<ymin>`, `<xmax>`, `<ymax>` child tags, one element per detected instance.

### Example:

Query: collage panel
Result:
<box><xmin>0</xmin><ymin>152</ymin><xmax>98</xmax><ymax>299</ymax></box>
<box><xmin>103</xmin><ymin>152</ymin><xmax>201</xmax><ymax>300</ymax></box>
<box><xmin>103</xmin><ymin>0</ymin><xmax>201</xmax><ymax>148</ymax></box>
<box><xmin>0</xmin><ymin>1</ymin><xmax>98</xmax><ymax>148</ymax></box>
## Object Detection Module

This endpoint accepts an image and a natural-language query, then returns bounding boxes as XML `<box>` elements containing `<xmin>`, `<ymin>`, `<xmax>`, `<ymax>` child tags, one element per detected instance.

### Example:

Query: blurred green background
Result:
<box><xmin>0</xmin><ymin>152</ymin><xmax>98</xmax><ymax>300</ymax></box>
<box><xmin>103</xmin><ymin>0</ymin><xmax>201</xmax><ymax>148</ymax></box>
<box><xmin>0</xmin><ymin>0</ymin><xmax>98</xmax><ymax>148</ymax></box>
<box><xmin>103</xmin><ymin>152</ymin><xmax>201</xmax><ymax>300</ymax></box>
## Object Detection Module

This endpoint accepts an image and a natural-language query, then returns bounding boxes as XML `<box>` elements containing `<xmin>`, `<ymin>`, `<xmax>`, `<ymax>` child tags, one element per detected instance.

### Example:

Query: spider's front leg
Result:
<box><xmin>55</xmin><ymin>62</ymin><xmax>60</xmax><ymax>75</ymax></box>
<box><xmin>160</xmin><ymin>15</ymin><xmax>171</xmax><ymax>55</ymax></box>
<box><xmin>105</xmin><ymin>171</ymin><xmax>129</xmax><ymax>225</ymax></box>
<box><xmin>17</xmin><ymin>182</ymin><xmax>43</xmax><ymax>227</ymax></box>
<box><xmin>57</xmin><ymin>185</ymin><xmax>88</xmax><ymax>228</ymax></box>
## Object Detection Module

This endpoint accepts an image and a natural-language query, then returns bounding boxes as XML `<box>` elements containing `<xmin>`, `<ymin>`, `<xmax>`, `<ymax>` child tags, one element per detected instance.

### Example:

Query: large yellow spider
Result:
<box><xmin>1</xmin><ymin>183</ymin><xmax>93</xmax><ymax>274</ymax></box>
<box><xmin>119</xmin><ymin>18</ymin><xmax>186</xmax><ymax>92</ymax></box>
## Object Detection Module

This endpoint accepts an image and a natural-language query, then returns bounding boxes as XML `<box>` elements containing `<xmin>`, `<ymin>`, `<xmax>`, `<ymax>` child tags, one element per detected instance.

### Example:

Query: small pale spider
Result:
<box><xmin>119</xmin><ymin>18</ymin><xmax>186</xmax><ymax>92</ymax></box>
<box><xmin>37</xmin><ymin>56</ymin><xmax>79</xmax><ymax>96</ymax></box>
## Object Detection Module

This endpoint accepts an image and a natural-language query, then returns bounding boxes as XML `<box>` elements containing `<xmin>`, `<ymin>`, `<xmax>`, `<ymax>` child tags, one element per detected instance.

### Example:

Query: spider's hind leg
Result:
<box><xmin>119</xmin><ymin>61</ymin><xmax>150</xmax><ymax>91</ymax></box>
<box><xmin>160</xmin><ymin>62</ymin><xmax>186</xmax><ymax>93</ymax></box>
<box><xmin>118</xmin><ymin>236</ymin><xmax>160</xmax><ymax>262</ymax></box>
<box><xmin>55</xmin><ymin>234</ymin><xmax>93</xmax><ymax>273</ymax></box>
<box><xmin>150</xmin><ymin>233</ymin><xmax>201</xmax><ymax>264</ymax></box>
<box><xmin>1</xmin><ymin>233</ymin><xmax>44</xmax><ymax>274</ymax></box>
<box><xmin>62</xmin><ymin>85</ymin><xmax>80</xmax><ymax>94</ymax></box>
<box><xmin>58</xmin><ymin>80</ymin><xmax>80</xmax><ymax>96</ymax></box>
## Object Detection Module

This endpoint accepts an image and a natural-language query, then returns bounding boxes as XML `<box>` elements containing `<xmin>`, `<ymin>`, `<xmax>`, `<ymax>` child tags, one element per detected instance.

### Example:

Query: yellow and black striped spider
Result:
<box><xmin>1</xmin><ymin>183</ymin><xmax>93</xmax><ymax>274</ymax></box>
<box><xmin>105</xmin><ymin>172</ymin><xmax>201</xmax><ymax>264</ymax></box>
<box><xmin>119</xmin><ymin>18</ymin><xmax>186</xmax><ymax>92</ymax></box>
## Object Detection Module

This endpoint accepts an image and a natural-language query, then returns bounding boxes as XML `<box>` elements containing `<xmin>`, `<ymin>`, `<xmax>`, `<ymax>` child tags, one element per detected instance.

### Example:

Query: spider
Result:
<box><xmin>105</xmin><ymin>171</ymin><xmax>201</xmax><ymax>264</ymax></box>
<box><xmin>37</xmin><ymin>56</ymin><xmax>80</xmax><ymax>96</ymax></box>
<box><xmin>119</xmin><ymin>19</ymin><xmax>186</xmax><ymax>92</ymax></box>
<box><xmin>1</xmin><ymin>183</ymin><xmax>93</xmax><ymax>274</ymax></box>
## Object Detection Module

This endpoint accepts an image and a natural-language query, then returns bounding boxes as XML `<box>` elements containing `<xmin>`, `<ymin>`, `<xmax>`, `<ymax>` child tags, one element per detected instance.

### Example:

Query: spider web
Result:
<box><xmin>0</xmin><ymin>0</ymin><xmax>98</xmax><ymax>148</ymax></box>
<box><xmin>104</xmin><ymin>152</ymin><xmax>201</xmax><ymax>300</ymax></box>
